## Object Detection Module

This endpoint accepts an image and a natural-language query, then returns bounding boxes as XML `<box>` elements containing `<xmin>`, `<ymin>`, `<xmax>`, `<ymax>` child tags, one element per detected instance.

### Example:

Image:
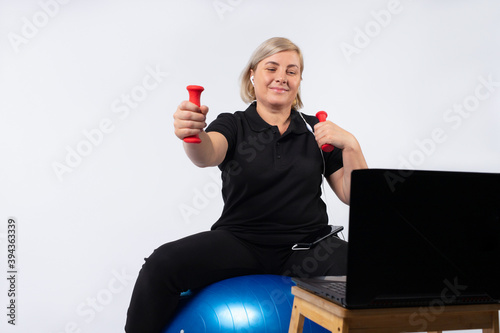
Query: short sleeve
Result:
<box><xmin>323</xmin><ymin>147</ymin><xmax>343</xmax><ymax>177</ymax></box>
<box><xmin>301</xmin><ymin>112</ymin><xmax>343</xmax><ymax>177</ymax></box>
<box><xmin>205</xmin><ymin>112</ymin><xmax>238</xmax><ymax>157</ymax></box>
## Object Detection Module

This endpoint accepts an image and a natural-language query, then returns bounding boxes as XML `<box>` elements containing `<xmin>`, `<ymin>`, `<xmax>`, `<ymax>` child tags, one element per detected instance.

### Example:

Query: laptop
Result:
<box><xmin>293</xmin><ymin>168</ymin><xmax>500</xmax><ymax>308</ymax></box>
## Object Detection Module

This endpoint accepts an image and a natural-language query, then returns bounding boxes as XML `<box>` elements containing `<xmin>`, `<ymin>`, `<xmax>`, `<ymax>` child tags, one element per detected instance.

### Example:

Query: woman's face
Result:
<box><xmin>251</xmin><ymin>50</ymin><xmax>301</xmax><ymax>110</ymax></box>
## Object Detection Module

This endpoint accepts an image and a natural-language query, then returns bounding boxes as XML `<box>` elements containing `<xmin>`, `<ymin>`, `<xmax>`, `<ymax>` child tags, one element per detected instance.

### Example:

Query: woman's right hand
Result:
<box><xmin>173</xmin><ymin>100</ymin><xmax>209</xmax><ymax>141</ymax></box>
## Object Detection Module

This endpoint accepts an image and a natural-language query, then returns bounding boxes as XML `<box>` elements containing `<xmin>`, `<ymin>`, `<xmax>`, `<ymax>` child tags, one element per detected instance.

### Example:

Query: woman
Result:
<box><xmin>125</xmin><ymin>37</ymin><xmax>367</xmax><ymax>333</ymax></box>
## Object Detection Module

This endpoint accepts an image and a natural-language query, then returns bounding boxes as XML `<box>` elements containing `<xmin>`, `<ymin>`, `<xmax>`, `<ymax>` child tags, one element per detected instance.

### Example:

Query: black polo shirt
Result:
<box><xmin>206</xmin><ymin>102</ymin><xmax>343</xmax><ymax>246</ymax></box>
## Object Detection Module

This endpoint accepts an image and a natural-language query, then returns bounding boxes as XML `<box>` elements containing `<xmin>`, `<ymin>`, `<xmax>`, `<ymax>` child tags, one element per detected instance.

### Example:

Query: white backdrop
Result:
<box><xmin>1</xmin><ymin>0</ymin><xmax>499</xmax><ymax>332</ymax></box>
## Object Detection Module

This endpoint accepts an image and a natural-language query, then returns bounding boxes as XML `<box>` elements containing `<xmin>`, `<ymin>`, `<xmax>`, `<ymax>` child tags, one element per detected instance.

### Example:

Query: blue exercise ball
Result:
<box><xmin>162</xmin><ymin>274</ymin><xmax>329</xmax><ymax>333</ymax></box>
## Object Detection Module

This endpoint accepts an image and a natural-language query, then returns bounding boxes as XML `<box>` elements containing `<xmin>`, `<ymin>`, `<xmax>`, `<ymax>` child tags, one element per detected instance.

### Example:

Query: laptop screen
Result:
<box><xmin>345</xmin><ymin>169</ymin><xmax>500</xmax><ymax>307</ymax></box>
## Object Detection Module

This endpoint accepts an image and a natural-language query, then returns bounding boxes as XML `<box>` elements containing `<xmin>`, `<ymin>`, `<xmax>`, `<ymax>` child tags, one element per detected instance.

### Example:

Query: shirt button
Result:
<box><xmin>277</xmin><ymin>155</ymin><xmax>281</xmax><ymax>159</ymax></box>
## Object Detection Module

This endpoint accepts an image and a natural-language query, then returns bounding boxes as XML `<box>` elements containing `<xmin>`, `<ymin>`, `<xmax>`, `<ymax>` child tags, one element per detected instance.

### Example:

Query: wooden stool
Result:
<box><xmin>289</xmin><ymin>286</ymin><xmax>500</xmax><ymax>333</ymax></box>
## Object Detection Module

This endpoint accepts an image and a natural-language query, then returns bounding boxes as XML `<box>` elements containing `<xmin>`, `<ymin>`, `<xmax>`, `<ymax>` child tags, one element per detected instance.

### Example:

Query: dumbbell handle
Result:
<box><xmin>183</xmin><ymin>85</ymin><xmax>204</xmax><ymax>144</ymax></box>
<box><xmin>315</xmin><ymin>111</ymin><xmax>334</xmax><ymax>152</ymax></box>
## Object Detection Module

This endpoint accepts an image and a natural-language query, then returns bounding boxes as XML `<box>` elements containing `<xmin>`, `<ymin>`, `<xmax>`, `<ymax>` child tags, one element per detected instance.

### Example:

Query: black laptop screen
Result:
<box><xmin>346</xmin><ymin>169</ymin><xmax>500</xmax><ymax>307</ymax></box>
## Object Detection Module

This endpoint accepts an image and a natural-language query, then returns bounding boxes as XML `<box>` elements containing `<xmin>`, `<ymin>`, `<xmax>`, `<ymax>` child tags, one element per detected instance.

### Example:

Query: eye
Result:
<box><xmin>266</xmin><ymin>67</ymin><xmax>277</xmax><ymax>72</ymax></box>
<box><xmin>287</xmin><ymin>71</ymin><xmax>297</xmax><ymax>75</ymax></box>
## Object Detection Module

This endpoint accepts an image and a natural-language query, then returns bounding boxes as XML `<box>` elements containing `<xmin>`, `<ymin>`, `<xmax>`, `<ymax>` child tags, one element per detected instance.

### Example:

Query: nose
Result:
<box><xmin>275</xmin><ymin>72</ymin><xmax>287</xmax><ymax>84</ymax></box>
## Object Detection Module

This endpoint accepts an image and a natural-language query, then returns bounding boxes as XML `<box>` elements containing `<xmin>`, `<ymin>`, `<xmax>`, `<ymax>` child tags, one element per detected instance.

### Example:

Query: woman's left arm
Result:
<box><xmin>314</xmin><ymin>121</ymin><xmax>368</xmax><ymax>205</ymax></box>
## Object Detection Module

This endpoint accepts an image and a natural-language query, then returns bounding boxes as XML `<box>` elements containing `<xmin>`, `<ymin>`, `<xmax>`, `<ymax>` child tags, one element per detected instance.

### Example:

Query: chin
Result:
<box><xmin>267</xmin><ymin>97</ymin><xmax>293</xmax><ymax>107</ymax></box>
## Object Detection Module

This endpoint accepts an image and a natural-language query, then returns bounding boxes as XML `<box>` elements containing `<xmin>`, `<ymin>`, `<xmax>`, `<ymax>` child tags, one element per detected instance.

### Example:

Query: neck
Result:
<box><xmin>255</xmin><ymin>102</ymin><xmax>292</xmax><ymax>134</ymax></box>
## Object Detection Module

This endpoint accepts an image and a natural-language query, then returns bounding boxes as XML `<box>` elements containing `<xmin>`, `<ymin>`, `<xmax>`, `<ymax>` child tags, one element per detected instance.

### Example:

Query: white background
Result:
<box><xmin>0</xmin><ymin>0</ymin><xmax>499</xmax><ymax>332</ymax></box>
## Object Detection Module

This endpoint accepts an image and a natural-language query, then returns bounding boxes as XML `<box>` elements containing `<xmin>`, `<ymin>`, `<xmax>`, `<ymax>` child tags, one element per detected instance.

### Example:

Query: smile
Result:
<box><xmin>269</xmin><ymin>87</ymin><xmax>289</xmax><ymax>93</ymax></box>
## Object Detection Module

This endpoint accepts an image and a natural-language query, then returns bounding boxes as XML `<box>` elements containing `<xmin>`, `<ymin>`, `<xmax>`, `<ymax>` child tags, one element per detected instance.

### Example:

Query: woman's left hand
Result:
<box><xmin>313</xmin><ymin>120</ymin><xmax>357</xmax><ymax>151</ymax></box>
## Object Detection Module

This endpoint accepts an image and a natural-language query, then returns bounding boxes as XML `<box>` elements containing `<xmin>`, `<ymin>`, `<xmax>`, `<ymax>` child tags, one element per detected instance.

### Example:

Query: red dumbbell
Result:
<box><xmin>183</xmin><ymin>85</ymin><xmax>205</xmax><ymax>144</ymax></box>
<box><xmin>315</xmin><ymin>111</ymin><xmax>335</xmax><ymax>152</ymax></box>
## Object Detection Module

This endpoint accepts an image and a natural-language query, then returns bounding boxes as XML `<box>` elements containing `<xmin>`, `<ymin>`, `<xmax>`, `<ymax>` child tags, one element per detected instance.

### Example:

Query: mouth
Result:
<box><xmin>269</xmin><ymin>87</ymin><xmax>289</xmax><ymax>93</ymax></box>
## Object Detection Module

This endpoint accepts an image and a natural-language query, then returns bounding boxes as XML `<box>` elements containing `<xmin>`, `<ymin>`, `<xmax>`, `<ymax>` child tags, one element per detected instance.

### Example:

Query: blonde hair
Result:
<box><xmin>240</xmin><ymin>37</ymin><xmax>304</xmax><ymax>109</ymax></box>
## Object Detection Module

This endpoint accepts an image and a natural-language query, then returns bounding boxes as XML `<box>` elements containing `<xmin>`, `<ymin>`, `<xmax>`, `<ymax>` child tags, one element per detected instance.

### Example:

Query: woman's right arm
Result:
<box><xmin>173</xmin><ymin>100</ymin><xmax>228</xmax><ymax>168</ymax></box>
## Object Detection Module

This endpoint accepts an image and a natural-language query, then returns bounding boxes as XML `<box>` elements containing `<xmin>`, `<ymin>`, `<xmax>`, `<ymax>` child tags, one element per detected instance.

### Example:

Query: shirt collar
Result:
<box><xmin>245</xmin><ymin>102</ymin><xmax>310</xmax><ymax>134</ymax></box>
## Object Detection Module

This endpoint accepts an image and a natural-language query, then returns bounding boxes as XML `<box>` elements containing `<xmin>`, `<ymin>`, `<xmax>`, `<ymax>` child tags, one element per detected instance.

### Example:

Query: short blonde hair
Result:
<box><xmin>240</xmin><ymin>37</ymin><xmax>304</xmax><ymax>109</ymax></box>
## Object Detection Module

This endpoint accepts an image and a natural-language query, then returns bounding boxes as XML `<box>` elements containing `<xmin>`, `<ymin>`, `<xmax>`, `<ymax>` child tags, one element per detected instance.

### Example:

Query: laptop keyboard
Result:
<box><xmin>324</xmin><ymin>282</ymin><xmax>346</xmax><ymax>295</ymax></box>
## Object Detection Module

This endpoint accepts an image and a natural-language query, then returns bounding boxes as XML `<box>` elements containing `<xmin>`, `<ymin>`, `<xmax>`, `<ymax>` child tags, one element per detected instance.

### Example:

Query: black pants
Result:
<box><xmin>125</xmin><ymin>229</ymin><xmax>347</xmax><ymax>333</ymax></box>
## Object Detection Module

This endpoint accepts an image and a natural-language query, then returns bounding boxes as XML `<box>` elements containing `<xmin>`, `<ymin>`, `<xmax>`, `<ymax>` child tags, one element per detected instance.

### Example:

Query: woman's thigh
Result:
<box><xmin>142</xmin><ymin>229</ymin><xmax>266</xmax><ymax>291</ymax></box>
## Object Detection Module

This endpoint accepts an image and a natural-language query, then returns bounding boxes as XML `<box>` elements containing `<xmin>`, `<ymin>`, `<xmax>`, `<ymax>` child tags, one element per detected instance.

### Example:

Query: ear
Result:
<box><xmin>249</xmin><ymin>69</ymin><xmax>255</xmax><ymax>87</ymax></box>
